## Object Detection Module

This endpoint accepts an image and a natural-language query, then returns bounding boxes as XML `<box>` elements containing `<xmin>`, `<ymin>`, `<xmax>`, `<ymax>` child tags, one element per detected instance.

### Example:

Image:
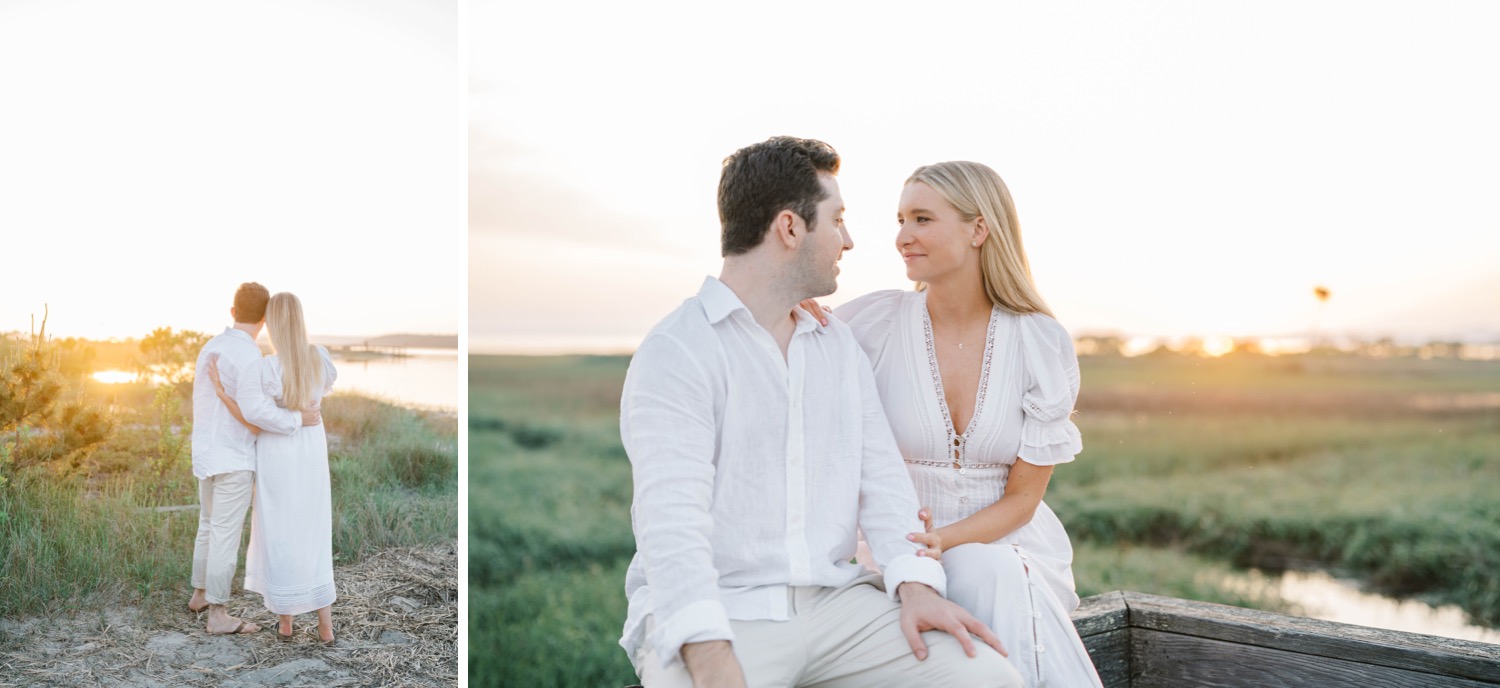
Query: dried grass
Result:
<box><xmin>0</xmin><ymin>543</ymin><xmax>456</xmax><ymax>687</ymax></box>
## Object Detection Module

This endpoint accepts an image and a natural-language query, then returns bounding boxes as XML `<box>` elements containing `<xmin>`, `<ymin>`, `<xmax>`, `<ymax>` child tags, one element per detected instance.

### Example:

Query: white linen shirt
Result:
<box><xmin>190</xmin><ymin>327</ymin><xmax>302</xmax><ymax>479</ymax></box>
<box><xmin>619</xmin><ymin>276</ymin><xmax>947</xmax><ymax>672</ymax></box>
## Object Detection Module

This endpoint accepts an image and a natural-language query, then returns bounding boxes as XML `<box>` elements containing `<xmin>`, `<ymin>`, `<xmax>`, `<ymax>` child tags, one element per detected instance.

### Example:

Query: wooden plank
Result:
<box><xmin>1131</xmin><ymin>629</ymin><xmax>1500</xmax><ymax>688</ymax></box>
<box><xmin>1073</xmin><ymin>592</ymin><xmax>1131</xmax><ymax>687</ymax></box>
<box><xmin>1072</xmin><ymin>591</ymin><xmax>1130</xmax><ymax>638</ymax></box>
<box><xmin>1122</xmin><ymin>592</ymin><xmax>1500</xmax><ymax>683</ymax></box>
<box><xmin>1080</xmin><ymin>627</ymin><xmax>1130</xmax><ymax>688</ymax></box>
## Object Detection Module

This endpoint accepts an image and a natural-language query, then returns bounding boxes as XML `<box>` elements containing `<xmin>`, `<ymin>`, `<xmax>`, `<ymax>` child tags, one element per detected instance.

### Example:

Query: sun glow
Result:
<box><xmin>91</xmin><ymin>370</ymin><xmax>137</xmax><ymax>384</ymax></box>
<box><xmin>1202</xmin><ymin>336</ymin><xmax>1236</xmax><ymax>357</ymax></box>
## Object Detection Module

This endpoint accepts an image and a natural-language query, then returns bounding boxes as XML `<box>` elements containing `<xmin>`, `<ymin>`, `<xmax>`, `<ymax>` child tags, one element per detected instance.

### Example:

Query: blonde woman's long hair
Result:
<box><xmin>265</xmin><ymin>292</ymin><xmax>322</xmax><ymax>411</ymax></box>
<box><xmin>907</xmin><ymin>161</ymin><xmax>1054</xmax><ymax>318</ymax></box>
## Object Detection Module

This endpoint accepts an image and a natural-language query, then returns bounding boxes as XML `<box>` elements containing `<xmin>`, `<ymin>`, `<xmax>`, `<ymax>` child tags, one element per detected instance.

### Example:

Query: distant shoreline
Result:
<box><xmin>310</xmin><ymin>333</ymin><xmax>458</xmax><ymax>349</ymax></box>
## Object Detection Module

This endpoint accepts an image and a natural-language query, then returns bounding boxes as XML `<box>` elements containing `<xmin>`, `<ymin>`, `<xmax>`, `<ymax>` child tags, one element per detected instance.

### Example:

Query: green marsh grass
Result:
<box><xmin>468</xmin><ymin>352</ymin><xmax>1500</xmax><ymax>686</ymax></box>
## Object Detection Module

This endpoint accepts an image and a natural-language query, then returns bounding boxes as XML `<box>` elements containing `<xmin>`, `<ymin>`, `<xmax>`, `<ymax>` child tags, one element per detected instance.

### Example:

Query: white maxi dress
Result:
<box><xmin>838</xmin><ymin>290</ymin><xmax>1103</xmax><ymax>688</ymax></box>
<box><xmin>241</xmin><ymin>347</ymin><xmax>338</xmax><ymax>616</ymax></box>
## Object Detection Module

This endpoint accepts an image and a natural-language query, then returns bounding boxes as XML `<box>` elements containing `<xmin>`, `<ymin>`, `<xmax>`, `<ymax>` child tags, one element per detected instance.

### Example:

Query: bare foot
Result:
<box><xmin>316</xmin><ymin>607</ymin><xmax>334</xmax><ymax>644</ymax></box>
<box><xmin>278</xmin><ymin>615</ymin><xmax>294</xmax><ymax>638</ymax></box>
<box><xmin>187</xmin><ymin>590</ymin><xmax>209</xmax><ymax>613</ymax></box>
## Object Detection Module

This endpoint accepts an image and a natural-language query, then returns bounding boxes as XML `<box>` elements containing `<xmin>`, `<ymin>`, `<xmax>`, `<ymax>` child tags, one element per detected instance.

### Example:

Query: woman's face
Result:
<box><xmin>895</xmin><ymin>181</ymin><xmax>980</xmax><ymax>284</ymax></box>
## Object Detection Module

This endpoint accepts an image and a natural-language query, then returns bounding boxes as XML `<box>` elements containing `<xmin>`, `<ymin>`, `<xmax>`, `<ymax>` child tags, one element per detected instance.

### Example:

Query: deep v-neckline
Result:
<box><xmin>920</xmin><ymin>299</ymin><xmax>1000</xmax><ymax>472</ymax></box>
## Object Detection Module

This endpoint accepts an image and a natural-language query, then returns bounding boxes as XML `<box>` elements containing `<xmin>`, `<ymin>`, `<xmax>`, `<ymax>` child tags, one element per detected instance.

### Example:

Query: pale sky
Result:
<box><xmin>470</xmin><ymin>0</ymin><xmax>1500</xmax><ymax>352</ymax></box>
<box><xmin>0</xmin><ymin>0</ymin><xmax>462</xmax><ymax>340</ymax></box>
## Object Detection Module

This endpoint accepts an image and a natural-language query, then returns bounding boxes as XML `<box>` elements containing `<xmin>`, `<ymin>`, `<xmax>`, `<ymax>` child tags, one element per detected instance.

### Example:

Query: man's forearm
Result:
<box><xmin>681</xmin><ymin>640</ymin><xmax>746</xmax><ymax>688</ymax></box>
<box><xmin>897</xmin><ymin>581</ymin><xmax>938</xmax><ymax>602</ymax></box>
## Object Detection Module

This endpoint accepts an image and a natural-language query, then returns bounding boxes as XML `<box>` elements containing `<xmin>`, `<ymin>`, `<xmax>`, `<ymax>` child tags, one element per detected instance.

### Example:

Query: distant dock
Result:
<box><xmin>328</xmin><ymin>342</ymin><xmax>411</xmax><ymax>359</ymax></box>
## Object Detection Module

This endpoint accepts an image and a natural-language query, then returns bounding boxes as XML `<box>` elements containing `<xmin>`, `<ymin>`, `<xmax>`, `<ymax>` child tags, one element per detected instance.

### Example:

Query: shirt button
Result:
<box><xmin>1036</xmin><ymin>643</ymin><xmax>1046</xmax><ymax>653</ymax></box>
<box><xmin>1034</xmin><ymin>611</ymin><xmax>1042</xmax><ymax>619</ymax></box>
<box><xmin>958</xmin><ymin>496</ymin><xmax>969</xmax><ymax>504</ymax></box>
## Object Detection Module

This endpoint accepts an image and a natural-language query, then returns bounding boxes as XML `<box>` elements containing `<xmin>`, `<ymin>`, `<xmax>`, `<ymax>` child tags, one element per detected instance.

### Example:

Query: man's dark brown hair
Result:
<box><xmin>233</xmin><ymin>282</ymin><xmax>271</xmax><ymax>324</ymax></box>
<box><xmin>718</xmin><ymin>136</ymin><xmax>841</xmax><ymax>257</ymax></box>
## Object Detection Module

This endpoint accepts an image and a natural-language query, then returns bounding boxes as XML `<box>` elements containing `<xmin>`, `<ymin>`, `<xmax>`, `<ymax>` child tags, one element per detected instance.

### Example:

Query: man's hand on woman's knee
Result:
<box><xmin>896</xmin><ymin>582</ymin><xmax>1006</xmax><ymax>661</ymax></box>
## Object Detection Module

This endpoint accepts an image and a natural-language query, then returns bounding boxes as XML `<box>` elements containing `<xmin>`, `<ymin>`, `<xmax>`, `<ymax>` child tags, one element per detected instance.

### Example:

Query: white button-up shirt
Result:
<box><xmin>620</xmin><ymin>277</ymin><xmax>946</xmax><ymax>671</ymax></box>
<box><xmin>190</xmin><ymin>327</ymin><xmax>301</xmax><ymax>479</ymax></box>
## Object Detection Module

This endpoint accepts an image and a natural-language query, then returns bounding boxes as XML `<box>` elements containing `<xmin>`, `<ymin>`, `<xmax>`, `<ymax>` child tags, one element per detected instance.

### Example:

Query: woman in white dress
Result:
<box><xmin>208</xmin><ymin>291</ymin><xmax>338</xmax><ymax>644</ymax></box>
<box><xmin>815</xmin><ymin>161</ymin><xmax>1102</xmax><ymax>688</ymax></box>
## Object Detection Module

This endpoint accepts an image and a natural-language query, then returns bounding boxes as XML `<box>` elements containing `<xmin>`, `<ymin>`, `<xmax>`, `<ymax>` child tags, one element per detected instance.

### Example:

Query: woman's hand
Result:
<box><xmin>908</xmin><ymin>507</ymin><xmax>943</xmax><ymax>560</ymax></box>
<box><xmin>205</xmin><ymin>354</ymin><xmax>228</xmax><ymax>396</ymax></box>
<box><xmin>797</xmin><ymin>298</ymin><xmax>831</xmax><ymax>326</ymax></box>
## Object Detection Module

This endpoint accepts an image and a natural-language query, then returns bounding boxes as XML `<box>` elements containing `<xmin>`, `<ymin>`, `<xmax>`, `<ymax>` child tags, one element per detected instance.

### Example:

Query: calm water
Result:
<box><xmin>329</xmin><ymin>348</ymin><xmax>457</xmax><ymax>411</ymax></box>
<box><xmin>1219</xmin><ymin>568</ymin><xmax>1500</xmax><ymax>643</ymax></box>
<box><xmin>93</xmin><ymin>349</ymin><xmax>457</xmax><ymax>411</ymax></box>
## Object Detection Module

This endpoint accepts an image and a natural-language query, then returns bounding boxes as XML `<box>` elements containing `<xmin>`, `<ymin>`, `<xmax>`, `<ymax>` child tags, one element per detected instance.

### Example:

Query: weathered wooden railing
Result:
<box><xmin>1073</xmin><ymin>591</ymin><xmax>1500</xmax><ymax>687</ymax></box>
<box><xmin>625</xmin><ymin>591</ymin><xmax>1500</xmax><ymax>686</ymax></box>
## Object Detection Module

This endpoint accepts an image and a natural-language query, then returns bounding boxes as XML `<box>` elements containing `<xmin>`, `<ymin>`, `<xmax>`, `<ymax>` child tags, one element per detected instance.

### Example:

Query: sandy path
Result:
<box><xmin>0</xmin><ymin>544</ymin><xmax>456</xmax><ymax>687</ymax></box>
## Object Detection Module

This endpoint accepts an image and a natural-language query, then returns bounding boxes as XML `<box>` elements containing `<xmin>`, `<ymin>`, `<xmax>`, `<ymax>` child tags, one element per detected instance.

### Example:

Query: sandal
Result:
<box><xmin>208</xmin><ymin>620</ymin><xmax>259</xmax><ymax>635</ymax></box>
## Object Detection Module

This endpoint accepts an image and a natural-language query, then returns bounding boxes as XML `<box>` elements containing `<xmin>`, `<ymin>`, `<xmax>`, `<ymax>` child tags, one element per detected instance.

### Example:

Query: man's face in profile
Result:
<box><xmin>794</xmin><ymin>173</ymin><xmax>853</xmax><ymax>299</ymax></box>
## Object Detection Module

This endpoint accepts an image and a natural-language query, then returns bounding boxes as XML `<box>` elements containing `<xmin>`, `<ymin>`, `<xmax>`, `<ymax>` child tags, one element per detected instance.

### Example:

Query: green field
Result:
<box><xmin>0</xmin><ymin>378</ymin><xmax>459</xmax><ymax>618</ymax></box>
<box><xmin>468</xmin><ymin>351</ymin><xmax>1500</xmax><ymax>688</ymax></box>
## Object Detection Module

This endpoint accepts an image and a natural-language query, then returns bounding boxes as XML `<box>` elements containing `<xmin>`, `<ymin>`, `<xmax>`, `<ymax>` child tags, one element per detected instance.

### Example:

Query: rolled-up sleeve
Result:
<box><xmin>621</xmin><ymin>334</ymin><xmax>732</xmax><ymax>669</ymax></box>
<box><xmin>851</xmin><ymin>346</ymin><xmax>947</xmax><ymax>600</ymax></box>
<box><xmin>234</xmin><ymin>358</ymin><xmax>301</xmax><ymax>436</ymax></box>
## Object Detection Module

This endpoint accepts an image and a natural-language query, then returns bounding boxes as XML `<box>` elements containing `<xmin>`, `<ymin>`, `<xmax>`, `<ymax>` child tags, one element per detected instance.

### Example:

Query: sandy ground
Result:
<box><xmin>0</xmin><ymin>544</ymin><xmax>457</xmax><ymax>687</ymax></box>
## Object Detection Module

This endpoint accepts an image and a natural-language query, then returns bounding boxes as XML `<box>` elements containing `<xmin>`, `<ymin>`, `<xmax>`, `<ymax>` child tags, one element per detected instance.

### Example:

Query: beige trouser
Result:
<box><xmin>639</xmin><ymin>576</ymin><xmax>1021</xmax><ymax>688</ymax></box>
<box><xmin>190</xmin><ymin>470</ymin><xmax>254</xmax><ymax>604</ymax></box>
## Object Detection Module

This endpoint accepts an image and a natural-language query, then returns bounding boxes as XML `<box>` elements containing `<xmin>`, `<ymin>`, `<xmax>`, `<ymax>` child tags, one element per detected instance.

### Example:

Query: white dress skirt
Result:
<box><xmin>243</xmin><ymin>347</ymin><xmax>338</xmax><ymax>616</ymax></box>
<box><xmin>838</xmin><ymin>290</ymin><xmax>1103</xmax><ymax>688</ymax></box>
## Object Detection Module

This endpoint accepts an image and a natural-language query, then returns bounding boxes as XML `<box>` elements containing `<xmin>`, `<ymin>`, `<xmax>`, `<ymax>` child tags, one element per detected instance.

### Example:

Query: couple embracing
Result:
<box><xmin>185</xmin><ymin>282</ymin><xmax>339</xmax><ymax>645</ymax></box>
<box><xmin>622</xmin><ymin>137</ymin><xmax>1103</xmax><ymax>687</ymax></box>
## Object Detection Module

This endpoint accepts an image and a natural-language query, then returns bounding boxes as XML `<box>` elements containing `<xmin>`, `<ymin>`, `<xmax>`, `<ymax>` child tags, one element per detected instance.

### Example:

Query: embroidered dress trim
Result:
<box><xmin>903</xmin><ymin>458</ymin><xmax>1008</xmax><ymax>470</ymax></box>
<box><xmin>921</xmin><ymin>303</ymin><xmax>1000</xmax><ymax>474</ymax></box>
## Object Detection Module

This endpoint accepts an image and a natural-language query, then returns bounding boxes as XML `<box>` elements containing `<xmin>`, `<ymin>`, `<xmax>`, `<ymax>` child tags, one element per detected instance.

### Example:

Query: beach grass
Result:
<box><xmin>0</xmin><ymin>388</ymin><xmax>458</xmax><ymax>618</ymax></box>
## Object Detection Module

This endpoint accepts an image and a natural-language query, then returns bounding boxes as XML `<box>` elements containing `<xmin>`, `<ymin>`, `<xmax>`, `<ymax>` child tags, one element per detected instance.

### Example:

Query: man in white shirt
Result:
<box><xmin>622</xmin><ymin>138</ymin><xmax>1022</xmax><ymax>687</ymax></box>
<box><xmin>185</xmin><ymin>282</ymin><xmax>319</xmax><ymax>635</ymax></box>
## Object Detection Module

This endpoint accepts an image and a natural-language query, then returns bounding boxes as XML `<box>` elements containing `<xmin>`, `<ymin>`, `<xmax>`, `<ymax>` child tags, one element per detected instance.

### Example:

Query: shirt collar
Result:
<box><xmin>698</xmin><ymin>276</ymin><xmax>746</xmax><ymax>324</ymax></box>
<box><xmin>223</xmin><ymin>326</ymin><xmax>256</xmax><ymax>343</ymax></box>
<box><xmin>698</xmin><ymin>276</ymin><xmax>826</xmax><ymax>335</ymax></box>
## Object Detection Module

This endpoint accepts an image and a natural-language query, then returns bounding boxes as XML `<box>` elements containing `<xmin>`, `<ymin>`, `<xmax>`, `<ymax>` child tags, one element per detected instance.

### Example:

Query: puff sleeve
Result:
<box><xmin>1017</xmin><ymin>313</ymin><xmax>1083</xmax><ymax>465</ymax></box>
<box><xmin>832</xmin><ymin>290</ymin><xmax>904</xmax><ymax>367</ymax></box>
<box><xmin>317</xmin><ymin>345</ymin><xmax>338</xmax><ymax>395</ymax></box>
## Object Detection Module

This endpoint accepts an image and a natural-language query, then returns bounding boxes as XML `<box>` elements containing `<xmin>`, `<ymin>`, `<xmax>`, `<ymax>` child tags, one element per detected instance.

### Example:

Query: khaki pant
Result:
<box><xmin>639</xmin><ymin>576</ymin><xmax>1020</xmax><ymax>688</ymax></box>
<box><xmin>190</xmin><ymin>470</ymin><xmax>254</xmax><ymax>604</ymax></box>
